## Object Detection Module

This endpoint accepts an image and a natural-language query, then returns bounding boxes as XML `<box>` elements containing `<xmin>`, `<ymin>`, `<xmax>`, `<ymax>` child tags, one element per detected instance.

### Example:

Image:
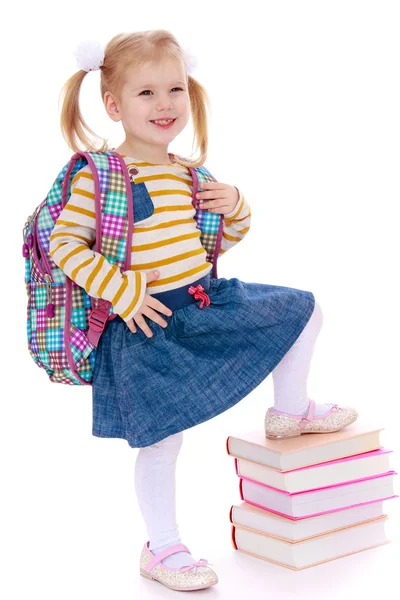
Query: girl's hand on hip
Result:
<box><xmin>125</xmin><ymin>270</ymin><xmax>173</xmax><ymax>338</ymax></box>
<box><xmin>196</xmin><ymin>182</ymin><xmax>239</xmax><ymax>214</ymax></box>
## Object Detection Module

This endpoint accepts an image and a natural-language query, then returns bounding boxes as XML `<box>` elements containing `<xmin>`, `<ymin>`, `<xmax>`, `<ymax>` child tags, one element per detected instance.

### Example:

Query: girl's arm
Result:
<box><xmin>49</xmin><ymin>166</ymin><xmax>147</xmax><ymax>322</ymax></box>
<box><xmin>219</xmin><ymin>187</ymin><xmax>251</xmax><ymax>255</ymax></box>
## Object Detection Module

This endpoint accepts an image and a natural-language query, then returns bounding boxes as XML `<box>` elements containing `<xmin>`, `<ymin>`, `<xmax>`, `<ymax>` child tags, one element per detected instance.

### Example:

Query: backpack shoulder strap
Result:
<box><xmin>190</xmin><ymin>164</ymin><xmax>224</xmax><ymax>279</ymax></box>
<box><xmin>61</xmin><ymin>151</ymin><xmax>133</xmax><ymax>346</ymax></box>
<box><xmin>62</xmin><ymin>151</ymin><xmax>133</xmax><ymax>270</ymax></box>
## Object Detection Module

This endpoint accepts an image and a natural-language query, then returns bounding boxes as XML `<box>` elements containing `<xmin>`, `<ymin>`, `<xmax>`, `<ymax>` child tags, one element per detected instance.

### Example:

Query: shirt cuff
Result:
<box><xmin>224</xmin><ymin>186</ymin><xmax>243</xmax><ymax>219</ymax></box>
<box><xmin>112</xmin><ymin>270</ymin><xmax>147</xmax><ymax>322</ymax></box>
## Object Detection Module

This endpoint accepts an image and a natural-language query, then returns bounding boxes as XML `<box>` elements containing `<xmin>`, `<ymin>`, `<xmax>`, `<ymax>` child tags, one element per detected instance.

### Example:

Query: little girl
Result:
<box><xmin>49</xmin><ymin>30</ymin><xmax>358</xmax><ymax>592</ymax></box>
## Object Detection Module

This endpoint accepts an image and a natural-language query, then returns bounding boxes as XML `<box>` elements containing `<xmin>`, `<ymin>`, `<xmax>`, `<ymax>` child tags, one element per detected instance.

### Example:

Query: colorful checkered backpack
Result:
<box><xmin>23</xmin><ymin>151</ymin><xmax>224</xmax><ymax>385</ymax></box>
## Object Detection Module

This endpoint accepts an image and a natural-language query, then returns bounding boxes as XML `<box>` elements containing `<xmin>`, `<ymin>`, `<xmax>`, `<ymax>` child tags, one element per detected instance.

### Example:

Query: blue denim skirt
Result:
<box><xmin>92</xmin><ymin>271</ymin><xmax>315</xmax><ymax>448</ymax></box>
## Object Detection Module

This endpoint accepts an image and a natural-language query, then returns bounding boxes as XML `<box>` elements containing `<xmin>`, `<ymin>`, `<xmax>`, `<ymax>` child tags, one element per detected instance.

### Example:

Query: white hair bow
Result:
<box><xmin>74</xmin><ymin>39</ymin><xmax>198</xmax><ymax>75</ymax></box>
<box><xmin>182</xmin><ymin>47</ymin><xmax>198</xmax><ymax>75</ymax></box>
<box><xmin>74</xmin><ymin>40</ymin><xmax>105</xmax><ymax>72</ymax></box>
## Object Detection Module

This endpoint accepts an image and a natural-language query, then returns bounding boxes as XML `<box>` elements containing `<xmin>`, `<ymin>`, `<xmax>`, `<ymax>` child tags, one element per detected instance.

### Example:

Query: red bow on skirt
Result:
<box><xmin>188</xmin><ymin>283</ymin><xmax>211</xmax><ymax>309</ymax></box>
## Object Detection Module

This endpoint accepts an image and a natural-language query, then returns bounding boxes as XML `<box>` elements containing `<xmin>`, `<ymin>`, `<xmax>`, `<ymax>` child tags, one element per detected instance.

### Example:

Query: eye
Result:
<box><xmin>140</xmin><ymin>87</ymin><xmax>183</xmax><ymax>96</ymax></box>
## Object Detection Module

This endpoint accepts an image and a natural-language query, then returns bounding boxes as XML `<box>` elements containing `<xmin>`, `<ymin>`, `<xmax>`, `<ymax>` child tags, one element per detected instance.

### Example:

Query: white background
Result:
<box><xmin>1</xmin><ymin>1</ymin><xmax>399</xmax><ymax>598</ymax></box>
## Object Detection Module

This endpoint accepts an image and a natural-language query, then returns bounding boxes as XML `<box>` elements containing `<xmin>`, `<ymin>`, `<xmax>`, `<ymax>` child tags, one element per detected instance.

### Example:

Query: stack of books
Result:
<box><xmin>226</xmin><ymin>421</ymin><xmax>398</xmax><ymax>570</ymax></box>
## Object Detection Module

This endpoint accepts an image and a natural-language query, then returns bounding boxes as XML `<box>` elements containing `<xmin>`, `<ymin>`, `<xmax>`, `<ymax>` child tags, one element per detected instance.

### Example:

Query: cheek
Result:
<box><xmin>178</xmin><ymin>96</ymin><xmax>191</xmax><ymax>117</ymax></box>
<box><xmin>126</xmin><ymin>106</ymin><xmax>147</xmax><ymax>126</ymax></box>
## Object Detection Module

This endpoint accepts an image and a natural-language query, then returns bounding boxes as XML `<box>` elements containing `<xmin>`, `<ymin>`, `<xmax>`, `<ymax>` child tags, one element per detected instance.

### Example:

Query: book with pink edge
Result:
<box><xmin>238</xmin><ymin>471</ymin><xmax>398</xmax><ymax>519</ymax></box>
<box><xmin>233</xmin><ymin>448</ymin><xmax>394</xmax><ymax>493</ymax></box>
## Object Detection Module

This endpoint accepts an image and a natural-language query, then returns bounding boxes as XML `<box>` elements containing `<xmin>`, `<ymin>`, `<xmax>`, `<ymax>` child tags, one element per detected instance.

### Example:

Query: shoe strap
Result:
<box><xmin>146</xmin><ymin>543</ymin><xmax>190</xmax><ymax>571</ymax></box>
<box><xmin>300</xmin><ymin>398</ymin><xmax>316</xmax><ymax>428</ymax></box>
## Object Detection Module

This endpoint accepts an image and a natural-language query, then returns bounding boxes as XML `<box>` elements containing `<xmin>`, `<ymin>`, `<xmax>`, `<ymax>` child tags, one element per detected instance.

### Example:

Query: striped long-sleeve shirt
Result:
<box><xmin>49</xmin><ymin>153</ymin><xmax>251</xmax><ymax>322</ymax></box>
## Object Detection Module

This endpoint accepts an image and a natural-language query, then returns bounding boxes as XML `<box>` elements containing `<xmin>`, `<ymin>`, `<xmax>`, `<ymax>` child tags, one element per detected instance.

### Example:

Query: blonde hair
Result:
<box><xmin>59</xmin><ymin>30</ymin><xmax>211</xmax><ymax>168</ymax></box>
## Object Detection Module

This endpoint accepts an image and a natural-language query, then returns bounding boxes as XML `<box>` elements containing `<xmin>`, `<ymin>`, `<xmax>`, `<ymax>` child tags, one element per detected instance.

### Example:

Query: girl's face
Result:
<box><xmin>105</xmin><ymin>57</ymin><xmax>191</xmax><ymax>160</ymax></box>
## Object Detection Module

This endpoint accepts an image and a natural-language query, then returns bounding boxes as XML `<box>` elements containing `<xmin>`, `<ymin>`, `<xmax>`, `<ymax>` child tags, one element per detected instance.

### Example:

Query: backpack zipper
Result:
<box><xmin>27</xmin><ymin>204</ymin><xmax>54</xmax><ymax>283</ymax></box>
<box><xmin>25</xmin><ymin>205</ymin><xmax>56</xmax><ymax>317</ymax></box>
<box><xmin>33</xmin><ymin>207</ymin><xmax>56</xmax><ymax>317</ymax></box>
<box><xmin>22</xmin><ymin>213</ymin><xmax>35</xmax><ymax>258</ymax></box>
<box><xmin>34</xmin><ymin>210</ymin><xmax>54</xmax><ymax>280</ymax></box>
<box><xmin>30</xmin><ymin>215</ymin><xmax>47</xmax><ymax>280</ymax></box>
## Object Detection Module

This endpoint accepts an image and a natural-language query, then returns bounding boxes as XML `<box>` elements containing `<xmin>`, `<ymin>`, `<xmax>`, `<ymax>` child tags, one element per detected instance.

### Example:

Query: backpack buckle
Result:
<box><xmin>87</xmin><ymin>307</ymin><xmax>110</xmax><ymax>348</ymax></box>
<box><xmin>88</xmin><ymin>308</ymin><xmax>109</xmax><ymax>332</ymax></box>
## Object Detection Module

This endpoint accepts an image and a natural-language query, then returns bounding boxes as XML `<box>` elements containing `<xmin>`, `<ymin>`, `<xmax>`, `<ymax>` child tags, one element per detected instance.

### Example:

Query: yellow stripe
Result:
<box><xmin>134</xmin><ymin>218</ymin><xmax>194</xmax><ymax>232</ymax></box>
<box><xmin>237</xmin><ymin>226</ymin><xmax>250</xmax><ymax>234</ymax></box>
<box><xmin>98</xmin><ymin>264</ymin><xmax>119</xmax><ymax>297</ymax></box>
<box><xmin>64</xmin><ymin>204</ymin><xmax>96</xmax><ymax>219</ymax></box>
<box><xmin>73</xmin><ymin>187</ymin><xmax>95</xmax><ymax>200</ymax></box>
<box><xmin>86</xmin><ymin>255</ymin><xmax>105</xmax><ymax>293</ymax></box>
<box><xmin>50</xmin><ymin>232</ymin><xmax>92</xmax><ymax>244</ymax></box>
<box><xmin>146</xmin><ymin>263</ymin><xmax>211</xmax><ymax>288</ymax></box>
<box><xmin>112</xmin><ymin>276</ymin><xmax>128</xmax><ymax>306</ymax></box>
<box><xmin>134</xmin><ymin>173</ymin><xmax>192</xmax><ymax>185</ymax></box>
<box><xmin>120</xmin><ymin>272</ymin><xmax>142</xmax><ymax>319</ymax></box>
<box><xmin>130</xmin><ymin>247</ymin><xmax>205</xmax><ymax>270</ymax></box>
<box><xmin>149</xmin><ymin>189</ymin><xmax>192</xmax><ymax>198</ymax></box>
<box><xmin>231</xmin><ymin>211</ymin><xmax>251</xmax><ymax>223</ymax></box>
<box><xmin>224</xmin><ymin>196</ymin><xmax>245</xmax><ymax>225</ymax></box>
<box><xmin>132</xmin><ymin>231</ymin><xmax>200</xmax><ymax>252</ymax></box>
<box><xmin>60</xmin><ymin>245</ymin><xmax>88</xmax><ymax>270</ymax></box>
<box><xmin>49</xmin><ymin>241</ymin><xmax>67</xmax><ymax>256</ymax></box>
<box><xmin>71</xmin><ymin>171</ymin><xmax>93</xmax><ymax>186</ymax></box>
<box><xmin>153</xmin><ymin>205</ymin><xmax>193</xmax><ymax>214</ymax></box>
<box><xmin>232</xmin><ymin>196</ymin><xmax>245</xmax><ymax>219</ymax></box>
<box><xmin>222</xmin><ymin>231</ymin><xmax>242</xmax><ymax>242</ymax></box>
<box><xmin>71</xmin><ymin>257</ymin><xmax>94</xmax><ymax>280</ymax></box>
<box><xmin>54</xmin><ymin>219</ymin><xmax>83</xmax><ymax>227</ymax></box>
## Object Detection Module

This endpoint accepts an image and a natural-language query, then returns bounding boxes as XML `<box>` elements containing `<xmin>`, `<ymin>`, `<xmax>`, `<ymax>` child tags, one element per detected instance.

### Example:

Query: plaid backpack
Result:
<box><xmin>23</xmin><ymin>151</ymin><xmax>224</xmax><ymax>385</ymax></box>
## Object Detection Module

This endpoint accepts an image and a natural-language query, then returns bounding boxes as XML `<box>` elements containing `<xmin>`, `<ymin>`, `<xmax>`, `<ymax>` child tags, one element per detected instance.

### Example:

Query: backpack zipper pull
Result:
<box><xmin>22</xmin><ymin>215</ymin><xmax>34</xmax><ymax>257</ymax></box>
<box><xmin>44</xmin><ymin>274</ymin><xmax>55</xmax><ymax>318</ymax></box>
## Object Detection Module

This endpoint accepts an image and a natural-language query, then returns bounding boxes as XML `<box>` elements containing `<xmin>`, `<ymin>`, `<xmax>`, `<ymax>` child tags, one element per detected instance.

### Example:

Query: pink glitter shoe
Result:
<box><xmin>264</xmin><ymin>399</ymin><xmax>358</xmax><ymax>440</ymax></box>
<box><xmin>139</xmin><ymin>541</ymin><xmax>219</xmax><ymax>591</ymax></box>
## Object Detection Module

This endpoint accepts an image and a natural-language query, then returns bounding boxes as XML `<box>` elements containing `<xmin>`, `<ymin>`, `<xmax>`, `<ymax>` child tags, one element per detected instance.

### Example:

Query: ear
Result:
<box><xmin>104</xmin><ymin>91</ymin><xmax>122</xmax><ymax>123</ymax></box>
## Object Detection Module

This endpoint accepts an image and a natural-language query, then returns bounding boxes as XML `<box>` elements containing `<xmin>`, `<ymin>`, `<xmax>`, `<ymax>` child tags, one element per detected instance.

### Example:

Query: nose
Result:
<box><xmin>156</xmin><ymin>93</ymin><xmax>174</xmax><ymax>111</ymax></box>
<box><xmin>156</xmin><ymin>103</ymin><xmax>173</xmax><ymax>112</ymax></box>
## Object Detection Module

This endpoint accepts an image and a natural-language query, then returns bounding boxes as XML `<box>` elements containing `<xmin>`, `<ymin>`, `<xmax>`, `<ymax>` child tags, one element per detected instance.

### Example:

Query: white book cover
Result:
<box><xmin>227</xmin><ymin>421</ymin><xmax>383</xmax><ymax>471</ymax></box>
<box><xmin>232</xmin><ymin>517</ymin><xmax>389</xmax><ymax>570</ymax></box>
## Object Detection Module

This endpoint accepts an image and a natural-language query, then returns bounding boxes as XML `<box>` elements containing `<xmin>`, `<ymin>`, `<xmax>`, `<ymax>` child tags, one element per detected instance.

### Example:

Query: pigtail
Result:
<box><xmin>59</xmin><ymin>69</ymin><xmax>109</xmax><ymax>153</ymax></box>
<box><xmin>172</xmin><ymin>75</ymin><xmax>210</xmax><ymax>170</ymax></box>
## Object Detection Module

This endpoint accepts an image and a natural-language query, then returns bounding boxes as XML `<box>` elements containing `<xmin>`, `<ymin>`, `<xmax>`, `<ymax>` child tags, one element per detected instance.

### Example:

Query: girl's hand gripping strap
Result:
<box><xmin>189</xmin><ymin>165</ymin><xmax>223</xmax><ymax>279</ymax></box>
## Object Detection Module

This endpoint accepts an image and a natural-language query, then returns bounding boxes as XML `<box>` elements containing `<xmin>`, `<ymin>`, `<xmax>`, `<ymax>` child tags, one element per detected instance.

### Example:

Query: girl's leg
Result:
<box><xmin>271</xmin><ymin>300</ymin><xmax>330</xmax><ymax>416</ymax></box>
<box><xmin>134</xmin><ymin>431</ymin><xmax>195</xmax><ymax>568</ymax></box>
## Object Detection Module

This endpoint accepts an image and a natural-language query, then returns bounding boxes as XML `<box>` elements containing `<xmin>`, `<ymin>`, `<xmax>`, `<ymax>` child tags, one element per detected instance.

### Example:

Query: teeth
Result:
<box><xmin>153</xmin><ymin>119</ymin><xmax>173</xmax><ymax>124</ymax></box>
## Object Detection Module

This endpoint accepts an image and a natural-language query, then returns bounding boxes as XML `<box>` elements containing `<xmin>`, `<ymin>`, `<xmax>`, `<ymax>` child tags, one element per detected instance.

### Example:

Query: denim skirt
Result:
<box><xmin>92</xmin><ymin>271</ymin><xmax>315</xmax><ymax>448</ymax></box>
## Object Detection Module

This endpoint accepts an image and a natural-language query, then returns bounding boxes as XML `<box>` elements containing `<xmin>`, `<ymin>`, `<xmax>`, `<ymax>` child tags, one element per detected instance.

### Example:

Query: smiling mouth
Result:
<box><xmin>150</xmin><ymin>118</ymin><xmax>176</xmax><ymax>124</ymax></box>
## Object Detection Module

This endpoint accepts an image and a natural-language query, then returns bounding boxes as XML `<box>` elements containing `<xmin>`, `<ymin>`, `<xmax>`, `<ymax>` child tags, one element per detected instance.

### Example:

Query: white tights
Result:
<box><xmin>272</xmin><ymin>299</ymin><xmax>324</xmax><ymax>415</ymax></box>
<box><xmin>135</xmin><ymin>300</ymin><xmax>324</xmax><ymax>566</ymax></box>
